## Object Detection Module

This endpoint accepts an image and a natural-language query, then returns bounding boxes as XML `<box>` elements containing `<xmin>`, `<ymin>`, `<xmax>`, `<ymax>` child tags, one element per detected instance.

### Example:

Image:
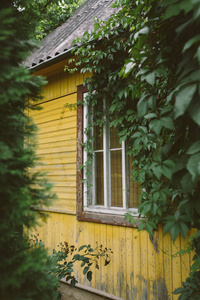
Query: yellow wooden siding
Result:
<box><xmin>33</xmin><ymin>214</ymin><xmax>193</xmax><ymax>300</ymax></box>
<box><xmin>29</xmin><ymin>63</ymin><xmax>193</xmax><ymax>299</ymax></box>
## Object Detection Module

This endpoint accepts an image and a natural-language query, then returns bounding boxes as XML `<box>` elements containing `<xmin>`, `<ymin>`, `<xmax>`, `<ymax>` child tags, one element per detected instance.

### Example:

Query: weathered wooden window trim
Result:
<box><xmin>76</xmin><ymin>84</ymin><xmax>139</xmax><ymax>227</ymax></box>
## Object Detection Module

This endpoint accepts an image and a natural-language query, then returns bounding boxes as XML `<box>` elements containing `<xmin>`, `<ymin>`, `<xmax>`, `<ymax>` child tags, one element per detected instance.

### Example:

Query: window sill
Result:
<box><xmin>84</xmin><ymin>205</ymin><xmax>138</xmax><ymax>215</ymax></box>
<box><xmin>76</xmin><ymin>209</ymin><xmax>140</xmax><ymax>227</ymax></box>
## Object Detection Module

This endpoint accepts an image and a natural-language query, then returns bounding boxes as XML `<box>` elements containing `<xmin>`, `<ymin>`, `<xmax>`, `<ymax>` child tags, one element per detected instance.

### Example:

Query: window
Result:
<box><xmin>76</xmin><ymin>85</ymin><xmax>140</xmax><ymax>226</ymax></box>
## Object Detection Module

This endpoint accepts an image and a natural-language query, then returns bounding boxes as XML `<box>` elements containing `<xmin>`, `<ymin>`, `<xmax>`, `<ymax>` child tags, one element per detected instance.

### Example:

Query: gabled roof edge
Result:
<box><xmin>28</xmin><ymin>46</ymin><xmax>75</xmax><ymax>73</ymax></box>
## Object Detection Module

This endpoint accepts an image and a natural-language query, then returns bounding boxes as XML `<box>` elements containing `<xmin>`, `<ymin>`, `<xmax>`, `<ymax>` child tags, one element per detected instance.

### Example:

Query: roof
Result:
<box><xmin>25</xmin><ymin>0</ymin><xmax>117</xmax><ymax>71</ymax></box>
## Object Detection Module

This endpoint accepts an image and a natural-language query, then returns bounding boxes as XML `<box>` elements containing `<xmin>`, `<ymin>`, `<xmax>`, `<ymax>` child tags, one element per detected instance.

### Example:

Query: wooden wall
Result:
<box><xmin>29</xmin><ymin>61</ymin><xmax>193</xmax><ymax>300</ymax></box>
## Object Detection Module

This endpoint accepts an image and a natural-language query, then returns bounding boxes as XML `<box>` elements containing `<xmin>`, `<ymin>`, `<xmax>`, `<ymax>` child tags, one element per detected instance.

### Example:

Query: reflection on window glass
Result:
<box><xmin>95</xmin><ymin>152</ymin><xmax>104</xmax><ymax>205</ymax></box>
<box><xmin>84</xmin><ymin>96</ymin><xmax>141</xmax><ymax>211</ymax></box>
<box><xmin>111</xmin><ymin>150</ymin><xmax>123</xmax><ymax>207</ymax></box>
<box><xmin>94</xmin><ymin>101</ymin><xmax>103</xmax><ymax>150</ymax></box>
<box><xmin>110</xmin><ymin>126</ymin><xmax>120</xmax><ymax>149</ymax></box>
<box><xmin>94</xmin><ymin>124</ymin><xmax>103</xmax><ymax>150</ymax></box>
<box><xmin>129</xmin><ymin>156</ymin><xmax>141</xmax><ymax>208</ymax></box>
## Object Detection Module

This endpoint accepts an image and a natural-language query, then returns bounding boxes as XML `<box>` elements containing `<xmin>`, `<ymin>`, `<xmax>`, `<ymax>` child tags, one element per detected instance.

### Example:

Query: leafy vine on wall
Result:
<box><xmin>67</xmin><ymin>0</ymin><xmax>200</xmax><ymax>297</ymax></box>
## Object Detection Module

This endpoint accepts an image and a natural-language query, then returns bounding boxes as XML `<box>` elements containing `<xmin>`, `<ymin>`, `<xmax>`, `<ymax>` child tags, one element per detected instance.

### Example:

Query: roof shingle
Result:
<box><xmin>25</xmin><ymin>0</ymin><xmax>117</xmax><ymax>69</ymax></box>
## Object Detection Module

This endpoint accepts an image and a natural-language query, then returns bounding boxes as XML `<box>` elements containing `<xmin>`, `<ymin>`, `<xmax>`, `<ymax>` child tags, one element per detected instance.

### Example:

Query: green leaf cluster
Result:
<box><xmin>69</xmin><ymin>0</ymin><xmax>200</xmax><ymax>296</ymax></box>
<box><xmin>1</xmin><ymin>0</ymin><xmax>83</xmax><ymax>40</ymax></box>
<box><xmin>51</xmin><ymin>242</ymin><xmax>112</xmax><ymax>286</ymax></box>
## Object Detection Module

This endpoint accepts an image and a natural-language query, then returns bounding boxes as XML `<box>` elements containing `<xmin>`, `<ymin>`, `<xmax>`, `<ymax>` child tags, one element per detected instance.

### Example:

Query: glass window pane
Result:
<box><xmin>94</xmin><ymin>101</ymin><xmax>103</xmax><ymax>150</ymax></box>
<box><xmin>111</xmin><ymin>150</ymin><xmax>123</xmax><ymax>207</ymax></box>
<box><xmin>95</xmin><ymin>152</ymin><xmax>104</xmax><ymax>205</ymax></box>
<box><xmin>110</xmin><ymin>126</ymin><xmax>120</xmax><ymax>149</ymax></box>
<box><xmin>129</xmin><ymin>156</ymin><xmax>140</xmax><ymax>208</ymax></box>
<box><xmin>94</xmin><ymin>124</ymin><xmax>103</xmax><ymax>150</ymax></box>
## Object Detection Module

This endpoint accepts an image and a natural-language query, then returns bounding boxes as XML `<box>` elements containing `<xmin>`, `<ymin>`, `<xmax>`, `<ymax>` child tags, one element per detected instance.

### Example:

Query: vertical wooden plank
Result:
<box><xmin>76</xmin><ymin>72</ymin><xmax>84</xmax><ymax>87</ymax></box>
<box><xmin>83</xmin><ymin>71</ymin><xmax>92</xmax><ymax>81</ymax></box>
<box><xmin>140</xmin><ymin>230</ymin><xmax>148</xmax><ymax>299</ymax></box>
<box><xmin>147</xmin><ymin>230</ymin><xmax>157</xmax><ymax>299</ymax></box>
<box><xmin>68</xmin><ymin>71</ymin><xmax>76</xmax><ymax>93</ymax></box>
<box><xmin>87</xmin><ymin>222</ymin><xmax>96</xmax><ymax>288</ymax></box>
<box><xmin>48</xmin><ymin>76</ymin><xmax>54</xmax><ymax>101</ymax></box>
<box><xmin>59</xmin><ymin>213</ymin><xmax>65</xmax><ymax>246</ymax></box>
<box><xmin>125</xmin><ymin>227</ymin><xmax>133</xmax><ymax>300</ymax></box>
<box><xmin>154</xmin><ymin>225</ymin><xmax>170</xmax><ymax>299</ymax></box>
<box><xmin>45</xmin><ymin>212</ymin><xmax>52</xmax><ymax>253</ymax></box>
<box><xmin>52</xmin><ymin>74</ymin><xmax>58</xmax><ymax>98</ymax></box>
<box><xmin>77</xmin><ymin>220</ymin><xmax>85</xmax><ymax>285</ymax></box>
<box><xmin>112</xmin><ymin>225</ymin><xmax>120</xmax><ymax>298</ymax></box>
<box><xmin>42</xmin><ymin>84</ymin><xmax>47</xmax><ymax>101</ymax></box>
<box><xmin>68</xmin><ymin>215</ymin><xmax>76</xmax><ymax>246</ymax></box>
<box><xmin>132</xmin><ymin>229</ymin><xmax>141</xmax><ymax>300</ymax></box>
<box><xmin>53</xmin><ymin>213</ymin><xmax>60</xmax><ymax>251</ymax></box>
<box><xmin>172</xmin><ymin>235</ymin><xmax>182</xmax><ymax>299</ymax></box>
<box><xmin>60</xmin><ymin>71</ymin><xmax>68</xmax><ymax>96</ymax></box>
<box><xmin>118</xmin><ymin>226</ymin><xmax>127</xmax><ymax>299</ymax></box>
<box><xmin>100</xmin><ymin>224</ymin><xmax>108</xmax><ymax>293</ymax></box>
<box><xmin>189</xmin><ymin>229</ymin><xmax>196</xmax><ymax>271</ymax></box>
<box><xmin>93</xmin><ymin>222</ymin><xmax>101</xmax><ymax>291</ymax></box>
<box><xmin>180</xmin><ymin>234</ymin><xmax>190</xmax><ymax>284</ymax></box>
<box><xmin>163</xmin><ymin>231</ymin><xmax>173</xmax><ymax>299</ymax></box>
<box><xmin>106</xmin><ymin>224</ymin><xmax>113</xmax><ymax>296</ymax></box>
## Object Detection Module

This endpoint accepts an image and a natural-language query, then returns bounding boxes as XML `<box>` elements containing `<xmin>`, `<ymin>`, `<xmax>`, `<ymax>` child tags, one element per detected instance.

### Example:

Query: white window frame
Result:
<box><xmin>83</xmin><ymin>94</ymin><xmax>138</xmax><ymax>216</ymax></box>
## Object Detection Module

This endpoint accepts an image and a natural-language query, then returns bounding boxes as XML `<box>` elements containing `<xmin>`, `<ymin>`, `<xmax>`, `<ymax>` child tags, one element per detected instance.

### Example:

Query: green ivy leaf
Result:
<box><xmin>195</xmin><ymin>46</ymin><xmax>200</xmax><ymax>64</ymax></box>
<box><xmin>142</xmin><ymin>72</ymin><xmax>155</xmax><ymax>85</ymax></box>
<box><xmin>153</xmin><ymin>165</ymin><xmax>162</xmax><ymax>179</ymax></box>
<box><xmin>145</xmin><ymin>223</ymin><xmax>154</xmax><ymax>236</ymax></box>
<box><xmin>149</xmin><ymin>119</ymin><xmax>162</xmax><ymax>135</ymax></box>
<box><xmin>173</xmin><ymin>287</ymin><xmax>185</xmax><ymax>295</ymax></box>
<box><xmin>137</xmin><ymin>94</ymin><xmax>149</xmax><ymax>117</ymax></box>
<box><xmin>174</xmin><ymin>84</ymin><xmax>197</xmax><ymax>118</ymax></box>
<box><xmin>187</xmin><ymin>141</ymin><xmax>200</xmax><ymax>155</ymax></box>
<box><xmin>81</xmin><ymin>261</ymin><xmax>86</xmax><ymax>267</ymax></box>
<box><xmin>67</xmin><ymin>268</ymin><xmax>73</xmax><ymax>274</ymax></box>
<box><xmin>186</xmin><ymin>153</ymin><xmax>200</xmax><ymax>180</ymax></box>
<box><xmin>123</xmin><ymin>61</ymin><xmax>136</xmax><ymax>77</ymax></box>
<box><xmin>142</xmin><ymin>202</ymin><xmax>152</xmax><ymax>214</ymax></box>
<box><xmin>160</xmin><ymin>117</ymin><xmax>175</xmax><ymax>130</ymax></box>
<box><xmin>87</xmin><ymin>271</ymin><xmax>92</xmax><ymax>281</ymax></box>
<box><xmin>161</xmin><ymin>165</ymin><xmax>172</xmax><ymax>180</ymax></box>
<box><xmin>194</xmin><ymin>230</ymin><xmax>200</xmax><ymax>239</ymax></box>
<box><xmin>183</xmin><ymin>34</ymin><xmax>200</xmax><ymax>52</ymax></box>
<box><xmin>144</xmin><ymin>113</ymin><xmax>157</xmax><ymax>119</ymax></box>
<box><xmin>189</xmin><ymin>97</ymin><xmax>200</xmax><ymax>126</ymax></box>
<box><xmin>67</xmin><ymin>262</ymin><xmax>73</xmax><ymax>268</ymax></box>
<box><xmin>163</xmin><ymin>222</ymin><xmax>173</xmax><ymax>235</ymax></box>
<box><xmin>170</xmin><ymin>223</ymin><xmax>180</xmax><ymax>241</ymax></box>
<box><xmin>164</xmin><ymin>1</ymin><xmax>193</xmax><ymax>19</ymax></box>
<box><xmin>83</xmin><ymin>266</ymin><xmax>89</xmax><ymax>275</ymax></box>
<box><xmin>78</xmin><ymin>245</ymin><xmax>86</xmax><ymax>251</ymax></box>
<box><xmin>71</xmin><ymin>278</ymin><xmax>77</xmax><ymax>286</ymax></box>
<box><xmin>179</xmin><ymin>222</ymin><xmax>188</xmax><ymax>238</ymax></box>
<box><xmin>180</xmin><ymin>172</ymin><xmax>194</xmax><ymax>192</ymax></box>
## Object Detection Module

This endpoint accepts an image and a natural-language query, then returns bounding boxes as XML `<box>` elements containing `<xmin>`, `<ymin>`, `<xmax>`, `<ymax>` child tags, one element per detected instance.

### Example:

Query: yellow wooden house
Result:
<box><xmin>25</xmin><ymin>0</ymin><xmax>193</xmax><ymax>299</ymax></box>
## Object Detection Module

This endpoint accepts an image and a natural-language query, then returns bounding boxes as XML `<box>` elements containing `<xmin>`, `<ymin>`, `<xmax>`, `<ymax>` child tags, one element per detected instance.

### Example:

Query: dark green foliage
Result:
<box><xmin>69</xmin><ymin>0</ymin><xmax>200</xmax><ymax>297</ymax></box>
<box><xmin>2</xmin><ymin>0</ymin><xmax>85</xmax><ymax>40</ymax></box>
<box><xmin>0</xmin><ymin>0</ymin><xmax>84</xmax><ymax>40</ymax></box>
<box><xmin>0</xmin><ymin>3</ymin><xmax>59</xmax><ymax>299</ymax></box>
<box><xmin>19</xmin><ymin>0</ymin><xmax>81</xmax><ymax>40</ymax></box>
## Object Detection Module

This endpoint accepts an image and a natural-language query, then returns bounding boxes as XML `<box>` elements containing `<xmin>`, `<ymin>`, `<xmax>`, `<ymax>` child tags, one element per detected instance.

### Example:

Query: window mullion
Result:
<box><xmin>103</xmin><ymin>98</ymin><xmax>110</xmax><ymax>208</ymax></box>
<box><xmin>83</xmin><ymin>100</ymin><xmax>88</xmax><ymax>208</ymax></box>
<box><xmin>122</xmin><ymin>140</ymin><xmax>127</xmax><ymax>209</ymax></box>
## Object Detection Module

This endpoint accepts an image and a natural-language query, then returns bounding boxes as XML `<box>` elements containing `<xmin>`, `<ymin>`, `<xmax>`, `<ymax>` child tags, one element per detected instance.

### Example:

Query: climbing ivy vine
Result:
<box><xmin>69</xmin><ymin>0</ymin><xmax>200</xmax><ymax>297</ymax></box>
